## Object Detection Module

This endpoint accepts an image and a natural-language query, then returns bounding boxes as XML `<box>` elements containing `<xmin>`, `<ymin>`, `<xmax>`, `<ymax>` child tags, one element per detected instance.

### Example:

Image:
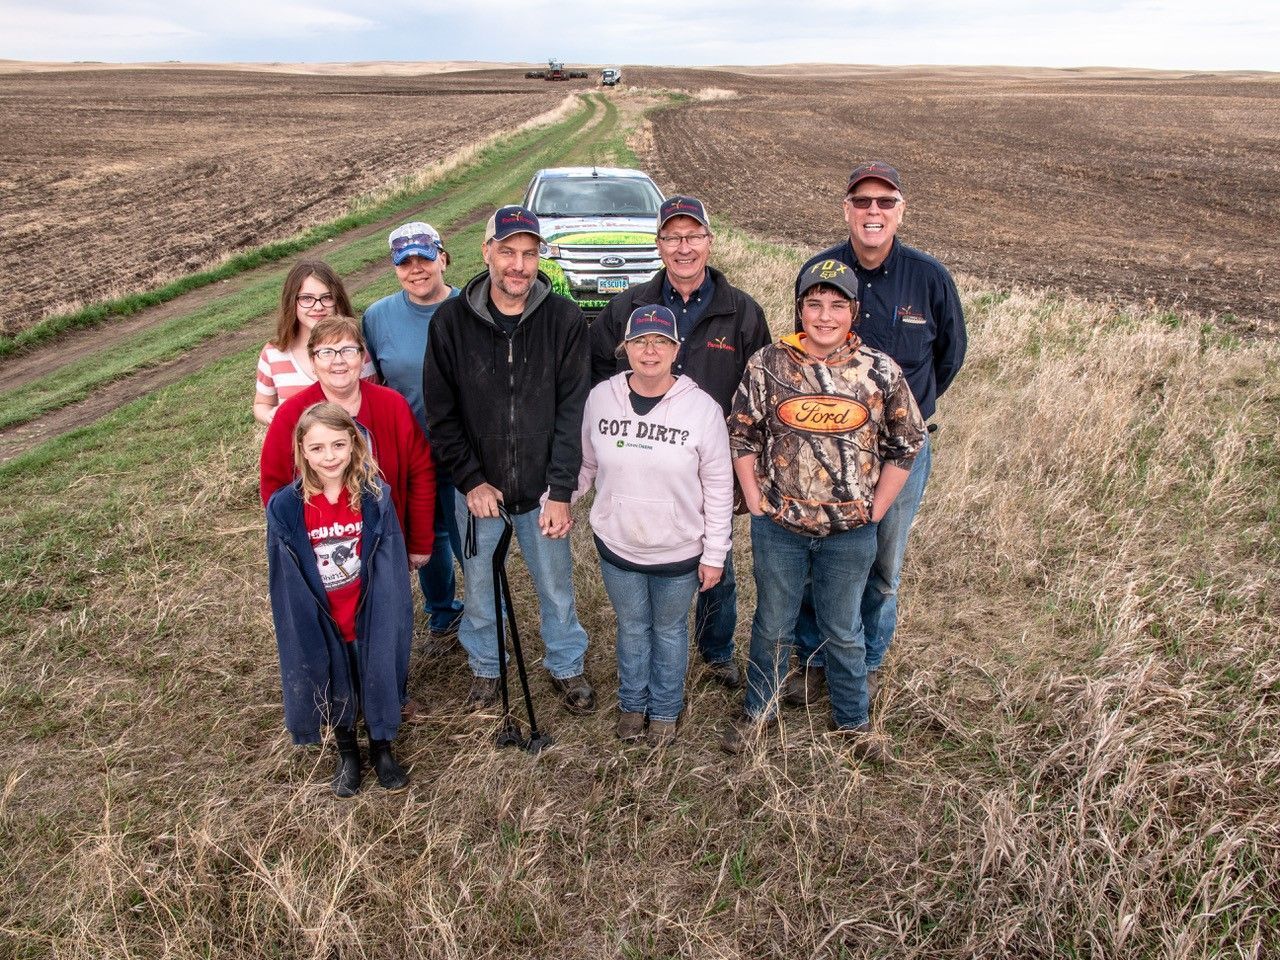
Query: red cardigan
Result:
<box><xmin>260</xmin><ymin>382</ymin><xmax>436</xmax><ymax>556</ymax></box>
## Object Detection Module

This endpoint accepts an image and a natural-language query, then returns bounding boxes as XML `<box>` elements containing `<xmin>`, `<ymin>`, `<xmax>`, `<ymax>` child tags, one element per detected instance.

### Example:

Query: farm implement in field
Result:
<box><xmin>526</xmin><ymin>59</ymin><xmax>589</xmax><ymax>81</ymax></box>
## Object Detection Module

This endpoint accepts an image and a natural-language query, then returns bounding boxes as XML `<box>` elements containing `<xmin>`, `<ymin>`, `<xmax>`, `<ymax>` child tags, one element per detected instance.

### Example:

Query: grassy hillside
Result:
<box><xmin>1</xmin><ymin>214</ymin><xmax>1276</xmax><ymax>957</ymax></box>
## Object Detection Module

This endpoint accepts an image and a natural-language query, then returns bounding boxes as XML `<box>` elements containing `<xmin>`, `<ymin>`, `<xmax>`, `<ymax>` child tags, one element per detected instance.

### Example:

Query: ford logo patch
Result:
<box><xmin>599</xmin><ymin>255</ymin><xmax>625</xmax><ymax>268</ymax></box>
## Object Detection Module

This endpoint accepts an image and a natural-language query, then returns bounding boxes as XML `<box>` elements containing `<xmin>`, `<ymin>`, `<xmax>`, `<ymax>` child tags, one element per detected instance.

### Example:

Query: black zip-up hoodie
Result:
<box><xmin>424</xmin><ymin>270</ymin><xmax>588</xmax><ymax>514</ymax></box>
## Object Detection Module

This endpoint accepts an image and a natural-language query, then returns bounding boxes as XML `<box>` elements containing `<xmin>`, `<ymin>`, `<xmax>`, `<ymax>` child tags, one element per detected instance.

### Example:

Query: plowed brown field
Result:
<box><xmin>634</xmin><ymin>66</ymin><xmax>1280</xmax><ymax>328</ymax></box>
<box><xmin>0</xmin><ymin>68</ymin><xmax>578</xmax><ymax>334</ymax></box>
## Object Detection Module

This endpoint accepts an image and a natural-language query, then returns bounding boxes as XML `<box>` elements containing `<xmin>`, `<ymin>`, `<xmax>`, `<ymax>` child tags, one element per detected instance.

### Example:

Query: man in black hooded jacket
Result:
<box><xmin>425</xmin><ymin>205</ymin><xmax>595</xmax><ymax>715</ymax></box>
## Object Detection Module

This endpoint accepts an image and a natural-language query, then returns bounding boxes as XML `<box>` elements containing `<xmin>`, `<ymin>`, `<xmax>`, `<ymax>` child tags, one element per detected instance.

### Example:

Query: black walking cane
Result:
<box><xmin>465</xmin><ymin>504</ymin><xmax>553</xmax><ymax>753</ymax></box>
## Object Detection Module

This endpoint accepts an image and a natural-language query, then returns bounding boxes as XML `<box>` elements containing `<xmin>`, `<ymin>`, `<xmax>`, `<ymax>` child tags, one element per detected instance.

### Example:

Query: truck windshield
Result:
<box><xmin>531</xmin><ymin>178</ymin><xmax>662</xmax><ymax>217</ymax></box>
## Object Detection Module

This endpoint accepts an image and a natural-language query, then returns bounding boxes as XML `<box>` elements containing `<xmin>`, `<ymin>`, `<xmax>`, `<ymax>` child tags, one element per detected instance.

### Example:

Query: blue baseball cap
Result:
<box><xmin>624</xmin><ymin>305</ymin><xmax>679</xmax><ymax>342</ymax></box>
<box><xmin>485</xmin><ymin>205</ymin><xmax>542</xmax><ymax>243</ymax></box>
<box><xmin>389</xmin><ymin>222</ymin><xmax>442</xmax><ymax>265</ymax></box>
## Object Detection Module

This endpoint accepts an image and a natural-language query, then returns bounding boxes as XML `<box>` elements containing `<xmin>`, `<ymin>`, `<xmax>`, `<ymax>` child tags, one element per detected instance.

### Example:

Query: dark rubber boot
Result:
<box><xmin>331</xmin><ymin>727</ymin><xmax>362</xmax><ymax>799</ymax></box>
<box><xmin>368</xmin><ymin>738</ymin><xmax>410</xmax><ymax>792</ymax></box>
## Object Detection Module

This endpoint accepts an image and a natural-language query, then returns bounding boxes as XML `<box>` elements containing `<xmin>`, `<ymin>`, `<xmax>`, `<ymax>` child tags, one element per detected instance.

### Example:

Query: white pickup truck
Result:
<box><xmin>522</xmin><ymin>166</ymin><xmax>663</xmax><ymax>319</ymax></box>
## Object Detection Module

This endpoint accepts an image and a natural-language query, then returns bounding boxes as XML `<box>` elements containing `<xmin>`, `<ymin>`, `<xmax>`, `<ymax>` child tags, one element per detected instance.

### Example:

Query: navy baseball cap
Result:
<box><xmin>485</xmin><ymin>205</ymin><xmax>542</xmax><ymax>243</ymax></box>
<box><xmin>846</xmin><ymin>161</ymin><xmax>903</xmax><ymax>194</ymax></box>
<box><xmin>389</xmin><ymin>222</ymin><xmax>442</xmax><ymax>265</ymax></box>
<box><xmin>624</xmin><ymin>305</ymin><xmax>679</xmax><ymax>342</ymax></box>
<box><xmin>657</xmin><ymin>195</ymin><xmax>710</xmax><ymax>231</ymax></box>
<box><xmin>795</xmin><ymin>259</ymin><xmax>860</xmax><ymax>302</ymax></box>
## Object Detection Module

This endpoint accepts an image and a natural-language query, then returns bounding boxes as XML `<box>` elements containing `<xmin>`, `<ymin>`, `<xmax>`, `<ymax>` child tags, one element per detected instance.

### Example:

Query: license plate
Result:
<box><xmin>597</xmin><ymin>277</ymin><xmax>629</xmax><ymax>293</ymax></box>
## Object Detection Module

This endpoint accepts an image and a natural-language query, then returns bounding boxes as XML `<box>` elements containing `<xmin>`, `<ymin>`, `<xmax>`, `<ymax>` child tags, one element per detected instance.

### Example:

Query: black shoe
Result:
<box><xmin>703</xmin><ymin>659</ymin><xmax>742</xmax><ymax>689</ymax></box>
<box><xmin>550</xmin><ymin>674</ymin><xmax>597</xmax><ymax>714</ymax></box>
<box><xmin>368</xmin><ymin>738</ymin><xmax>410</xmax><ymax>792</ymax></box>
<box><xmin>331</xmin><ymin>727</ymin><xmax>362</xmax><ymax>798</ymax></box>
<box><xmin>465</xmin><ymin>676</ymin><xmax>500</xmax><ymax>712</ymax></box>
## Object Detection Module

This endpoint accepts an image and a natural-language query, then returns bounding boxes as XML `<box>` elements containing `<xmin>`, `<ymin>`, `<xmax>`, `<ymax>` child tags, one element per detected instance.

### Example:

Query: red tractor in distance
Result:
<box><xmin>526</xmin><ymin>59</ymin><xmax>589</xmax><ymax>80</ymax></box>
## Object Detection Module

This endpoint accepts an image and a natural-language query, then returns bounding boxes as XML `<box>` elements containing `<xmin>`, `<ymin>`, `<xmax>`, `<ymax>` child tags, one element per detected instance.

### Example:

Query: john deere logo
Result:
<box><xmin>777</xmin><ymin>395</ymin><xmax>869</xmax><ymax>433</ymax></box>
<box><xmin>600</xmin><ymin>255</ymin><xmax>625</xmax><ymax>268</ymax></box>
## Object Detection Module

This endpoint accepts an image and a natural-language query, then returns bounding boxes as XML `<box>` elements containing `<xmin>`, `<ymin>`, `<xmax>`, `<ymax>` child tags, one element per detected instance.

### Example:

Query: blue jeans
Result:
<box><xmin>599</xmin><ymin>558</ymin><xmax>699</xmax><ymax>723</ymax></box>
<box><xmin>418</xmin><ymin>475</ymin><xmax>464</xmax><ymax>631</ymax></box>
<box><xmin>793</xmin><ymin>436</ymin><xmax>932</xmax><ymax>672</ymax></box>
<box><xmin>454</xmin><ymin>498</ymin><xmax>589</xmax><ymax>680</ymax></box>
<box><xmin>747</xmin><ymin>515</ymin><xmax>878</xmax><ymax>728</ymax></box>
<box><xmin>693</xmin><ymin>552</ymin><xmax>736</xmax><ymax>664</ymax></box>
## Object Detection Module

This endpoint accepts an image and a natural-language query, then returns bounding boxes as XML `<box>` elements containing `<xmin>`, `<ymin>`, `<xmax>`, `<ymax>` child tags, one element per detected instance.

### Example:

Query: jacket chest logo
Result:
<box><xmin>706</xmin><ymin>336</ymin><xmax>735</xmax><ymax>352</ymax></box>
<box><xmin>776</xmin><ymin>395</ymin><xmax>869</xmax><ymax>433</ymax></box>
<box><xmin>896</xmin><ymin>305</ymin><xmax>926</xmax><ymax>325</ymax></box>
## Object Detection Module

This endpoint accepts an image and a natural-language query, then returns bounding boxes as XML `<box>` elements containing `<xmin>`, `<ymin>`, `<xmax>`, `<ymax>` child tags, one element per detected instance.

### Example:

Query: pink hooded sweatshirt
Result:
<box><xmin>577</xmin><ymin>372</ymin><xmax>733</xmax><ymax>569</ymax></box>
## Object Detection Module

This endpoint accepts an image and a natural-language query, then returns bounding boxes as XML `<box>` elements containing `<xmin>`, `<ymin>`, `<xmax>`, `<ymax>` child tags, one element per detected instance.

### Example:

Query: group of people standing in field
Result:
<box><xmin>256</xmin><ymin>161</ymin><xmax>967</xmax><ymax>798</ymax></box>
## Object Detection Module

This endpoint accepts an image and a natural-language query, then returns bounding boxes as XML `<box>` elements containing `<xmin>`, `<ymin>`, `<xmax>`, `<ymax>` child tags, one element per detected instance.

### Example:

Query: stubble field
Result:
<box><xmin>0</xmin><ymin>64</ymin><xmax>1277</xmax><ymax>959</ymax></box>
<box><xmin>635</xmin><ymin>65</ymin><xmax>1280</xmax><ymax>330</ymax></box>
<box><xmin>0</xmin><ymin>67</ymin><xmax>585</xmax><ymax>335</ymax></box>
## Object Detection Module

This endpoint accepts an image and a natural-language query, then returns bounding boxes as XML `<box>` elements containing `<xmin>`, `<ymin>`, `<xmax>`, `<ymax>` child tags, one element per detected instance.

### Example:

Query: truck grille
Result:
<box><xmin>551</xmin><ymin>243</ymin><xmax>663</xmax><ymax>291</ymax></box>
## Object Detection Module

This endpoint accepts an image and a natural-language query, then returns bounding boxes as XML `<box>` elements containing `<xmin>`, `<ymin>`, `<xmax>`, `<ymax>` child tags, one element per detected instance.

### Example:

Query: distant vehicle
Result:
<box><xmin>601</xmin><ymin>68</ymin><xmax>621</xmax><ymax>86</ymax></box>
<box><xmin>526</xmin><ymin>59</ymin><xmax>589</xmax><ymax>81</ymax></box>
<box><xmin>523</xmin><ymin>167</ymin><xmax>664</xmax><ymax>319</ymax></box>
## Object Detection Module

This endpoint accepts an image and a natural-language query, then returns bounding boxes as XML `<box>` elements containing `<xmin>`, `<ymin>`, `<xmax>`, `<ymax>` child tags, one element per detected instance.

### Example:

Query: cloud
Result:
<box><xmin>0</xmin><ymin>0</ymin><xmax>1275</xmax><ymax>69</ymax></box>
<box><xmin>0</xmin><ymin>1</ymin><xmax>378</xmax><ymax>60</ymax></box>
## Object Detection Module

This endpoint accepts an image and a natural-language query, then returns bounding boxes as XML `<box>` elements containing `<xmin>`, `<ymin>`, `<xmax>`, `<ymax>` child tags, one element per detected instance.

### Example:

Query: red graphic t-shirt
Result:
<box><xmin>304</xmin><ymin>492</ymin><xmax>363</xmax><ymax>643</ymax></box>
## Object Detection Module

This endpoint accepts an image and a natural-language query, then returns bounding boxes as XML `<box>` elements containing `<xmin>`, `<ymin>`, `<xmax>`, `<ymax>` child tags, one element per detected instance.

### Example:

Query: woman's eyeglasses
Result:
<box><xmin>297</xmin><ymin>294</ymin><xmax>336</xmax><ymax>309</ymax></box>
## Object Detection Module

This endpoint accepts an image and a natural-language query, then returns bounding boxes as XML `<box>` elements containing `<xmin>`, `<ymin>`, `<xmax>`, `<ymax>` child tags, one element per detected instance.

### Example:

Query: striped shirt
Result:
<box><xmin>256</xmin><ymin>343</ymin><xmax>376</xmax><ymax>405</ymax></box>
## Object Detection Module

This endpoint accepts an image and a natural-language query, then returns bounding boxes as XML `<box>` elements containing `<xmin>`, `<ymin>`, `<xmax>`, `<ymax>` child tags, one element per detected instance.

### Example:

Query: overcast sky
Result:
<box><xmin>2</xmin><ymin>0</ymin><xmax>1277</xmax><ymax>72</ymax></box>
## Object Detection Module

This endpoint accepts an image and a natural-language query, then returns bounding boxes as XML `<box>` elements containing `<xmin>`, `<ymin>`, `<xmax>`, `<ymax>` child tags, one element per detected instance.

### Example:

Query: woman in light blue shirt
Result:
<box><xmin>362</xmin><ymin>222</ymin><xmax>463</xmax><ymax>659</ymax></box>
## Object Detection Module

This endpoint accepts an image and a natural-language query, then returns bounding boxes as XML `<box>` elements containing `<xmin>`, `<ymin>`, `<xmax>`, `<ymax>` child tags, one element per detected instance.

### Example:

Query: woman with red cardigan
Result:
<box><xmin>260</xmin><ymin>316</ymin><xmax>437</xmax><ymax>726</ymax></box>
<box><xmin>260</xmin><ymin>315</ymin><xmax>436</xmax><ymax>558</ymax></box>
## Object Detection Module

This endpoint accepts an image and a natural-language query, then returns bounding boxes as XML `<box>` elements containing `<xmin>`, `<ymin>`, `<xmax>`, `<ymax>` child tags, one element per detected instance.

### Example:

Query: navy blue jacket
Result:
<box><xmin>797</xmin><ymin>238</ymin><xmax>965</xmax><ymax>421</ymax></box>
<box><xmin>266</xmin><ymin>479</ymin><xmax>412</xmax><ymax>744</ymax></box>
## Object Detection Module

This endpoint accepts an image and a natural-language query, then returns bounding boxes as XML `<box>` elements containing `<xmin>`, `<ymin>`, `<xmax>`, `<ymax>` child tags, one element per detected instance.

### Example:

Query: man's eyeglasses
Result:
<box><xmin>846</xmin><ymin>196</ymin><xmax>902</xmax><ymax>210</ymax></box>
<box><xmin>656</xmin><ymin>232</ymin><xmax>711</xmax><ymax>247</ymax></box>
<box><xmin>312</xmin><ymin>345</ymin><xmax>363</xmax><ymax>362</ymax></box>
<box><xmin>297</xmin><ymin>293</ymin><xmax>336</xmax><ymax>309</ymax></box>
<box><xmin>390</xmin><ymin>233</ymin><xmax>439</xmax><ymax>253</ymax></box>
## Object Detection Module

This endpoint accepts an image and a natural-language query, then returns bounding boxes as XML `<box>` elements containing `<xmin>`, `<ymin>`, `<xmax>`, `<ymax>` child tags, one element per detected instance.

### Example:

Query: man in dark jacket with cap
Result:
<box><xmin>591</xmin><ymin>195</ymin><xmax>771</xmax><ymax>689</ymax></box>
<box><xmin>786</xmin><ymin>162</ymin><xmax>966</xmax><ymax>709</ymax></box>
<box><xmin>425</xmin><ymin>205</ymin><xmax>595</xmax><ymax>715</ymax></box>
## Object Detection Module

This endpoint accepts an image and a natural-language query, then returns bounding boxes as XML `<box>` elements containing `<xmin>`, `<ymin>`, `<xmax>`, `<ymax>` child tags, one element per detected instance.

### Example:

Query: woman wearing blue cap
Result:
<box><xmin>572</xmin><ymin>304</ymin><xmax>734</xmax><ymax>747</ymax></box>
<box><xmin>363</xmin><ymin>223</ymin><xmax>465</xmax><ymax>662</ymax></box>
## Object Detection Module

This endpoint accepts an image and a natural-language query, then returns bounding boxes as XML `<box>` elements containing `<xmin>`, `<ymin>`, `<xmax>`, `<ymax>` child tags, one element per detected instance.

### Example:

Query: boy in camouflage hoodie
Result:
<box><xmin>722</xmin><ymin>261</ymin><xmax>925</xmax><ymax>756</ymax></box>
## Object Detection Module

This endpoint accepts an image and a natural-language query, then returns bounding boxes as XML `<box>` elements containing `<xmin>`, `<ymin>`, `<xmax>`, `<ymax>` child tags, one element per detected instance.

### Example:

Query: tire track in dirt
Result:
<box><xmin>0</xmin><ymin>107</ymin><xmax>607</xmax><ymax>466</ymax></box>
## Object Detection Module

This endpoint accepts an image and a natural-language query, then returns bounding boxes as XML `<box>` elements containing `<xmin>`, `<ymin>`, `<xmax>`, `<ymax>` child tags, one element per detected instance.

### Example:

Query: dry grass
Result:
<box><xmin>1</xmin><ymin>235</ymin><xmax>1277</xmax><ymax>958</ymax></box>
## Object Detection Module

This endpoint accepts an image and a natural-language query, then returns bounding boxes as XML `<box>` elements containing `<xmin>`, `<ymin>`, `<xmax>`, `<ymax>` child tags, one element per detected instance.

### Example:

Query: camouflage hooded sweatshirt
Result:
<box><xmin>729</xmin><ymin>332</ymin><xmax>925</xmax><ymax>537</ymax></box>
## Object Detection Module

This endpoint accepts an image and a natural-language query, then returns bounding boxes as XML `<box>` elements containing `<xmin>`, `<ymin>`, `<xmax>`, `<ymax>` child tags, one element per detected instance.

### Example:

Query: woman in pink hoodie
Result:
<box><xmin>576</xmin><ymin>305</ymin><xmax>734</xmax><ymax>747</ymax></box>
